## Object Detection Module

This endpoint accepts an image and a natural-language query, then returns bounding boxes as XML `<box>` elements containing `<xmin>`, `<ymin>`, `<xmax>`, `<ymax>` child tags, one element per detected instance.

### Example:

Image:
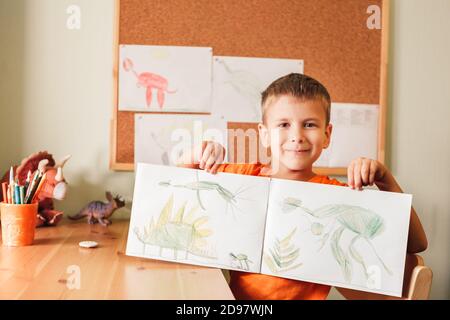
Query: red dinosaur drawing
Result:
<box><xmin>123</xmin><ymin>57</ymin><xmax>177</xmax><ymax>109</ymax></box>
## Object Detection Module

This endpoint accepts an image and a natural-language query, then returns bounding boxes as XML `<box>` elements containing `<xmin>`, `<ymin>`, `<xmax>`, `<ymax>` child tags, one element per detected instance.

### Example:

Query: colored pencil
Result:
<box><xmin>8</xmin><ymin>167</ymin><xmax>14</xmax><ymax>204</ymax></box>
<box><xmin>24</xmin><ymin>171</ymin><xmax>39</xmax><ymax>204</ymax></box>
<box><xmin>9</xmin><ymin>166</ymin><xmax>13</xmax><ymax>185</ymax></box>
<box><xmin>24</xmin><ymin>170</ymin><xmax>31</xmax><ymax>191</ymax></box>
<box><xmin>10</xmin><ymin>183</ymin><xmax>15</xmax><ymax>204</ymax></box>
<box><xmin>19</xmin><ymin>186</ymin><xmax>25</xmax><ymax>204</ymax></box>
<box><xmin>14</xmin><ymin>185</ymin><xmax>21</xmax><ymax>204</ymax></box>
<box><xmin>6</xmin><ymin>186</ymin><xmax>11</xmax><ymax>204</ymax></box>
<box><xmin>2</xmin><ymin>182</ymin><xmax>7</xmax><ymax>203</ymax></box>
<box><xmin>27</xmin><ymin>172</ymin><xmax>42</xmax><ymax>204</ymax></box>
<box><xmin>30</xmin><ymin>173</ymin><xmax>47</xmax><ymax>204</ymax></box>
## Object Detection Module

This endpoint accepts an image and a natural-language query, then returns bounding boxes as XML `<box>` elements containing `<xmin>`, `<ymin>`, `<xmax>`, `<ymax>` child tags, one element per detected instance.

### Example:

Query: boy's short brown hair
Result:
<box><xmin>261</xmin><ymin>73</ymin><xmax>331</xmax><ymax>125</ymax></box>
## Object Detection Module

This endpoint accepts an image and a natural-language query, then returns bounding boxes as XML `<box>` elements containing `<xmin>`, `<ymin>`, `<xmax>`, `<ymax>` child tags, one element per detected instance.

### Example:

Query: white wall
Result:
<box><xmin>0</xmin><ymin>0</ymin><xmax>134</xmax><ymax>218</ymax></box>
<box><xmin>0</xmin><ymin>0</ymin><xmax>449</xmax><ymax>299</ymax></box>
<box><xmin>387</xmin><ymin>0</ymin><xmax>450</xmax><ymax>300</ymax></box>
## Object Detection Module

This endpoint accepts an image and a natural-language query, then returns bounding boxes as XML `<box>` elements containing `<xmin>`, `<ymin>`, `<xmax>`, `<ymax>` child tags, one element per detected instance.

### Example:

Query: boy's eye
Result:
<box><xmin>278</xmin><ymin>122</ymin><xmax>290</xmax><ymax>128</ymax></box>
<box><xmin>304</xmin><ymin>122</ymin><xmax>317</xmax><ymax>128</ymax></box>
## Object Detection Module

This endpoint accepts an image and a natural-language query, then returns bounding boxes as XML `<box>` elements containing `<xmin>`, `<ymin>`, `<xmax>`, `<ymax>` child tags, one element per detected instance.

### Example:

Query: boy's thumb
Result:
<box><xmin>191</xmin><ymin>141</ymin><xmax>207</xmax><ymax>164</ymax></box>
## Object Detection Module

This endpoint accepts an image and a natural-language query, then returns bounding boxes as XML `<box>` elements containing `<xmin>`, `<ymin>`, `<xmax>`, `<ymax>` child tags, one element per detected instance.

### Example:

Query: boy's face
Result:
<box><xmin>258</xmin><ymin>95</ymin><xmax>332</xmax><ymax>174</ymax></box>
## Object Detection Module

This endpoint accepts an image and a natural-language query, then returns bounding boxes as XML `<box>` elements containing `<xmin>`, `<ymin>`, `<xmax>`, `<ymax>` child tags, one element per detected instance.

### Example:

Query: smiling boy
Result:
<box><xmin>179</xmin><ymin>73</ymin><xmax>428</xmax><ymax>300</ymax></box>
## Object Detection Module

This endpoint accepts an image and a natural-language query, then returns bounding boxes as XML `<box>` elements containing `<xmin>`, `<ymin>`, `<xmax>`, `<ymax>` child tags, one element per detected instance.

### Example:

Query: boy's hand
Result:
<box><xmin>347</xmin><ymin>157</ymin><xmax>388</xmax><ymax>190</ymax></box>
<box><xmin>197</xmin><ymin>141</ymin><xmax>225</xmax><ymax>174</ymax></box>
<box><xmin>348</xmin><ymin>159</ymin><xmax>428</xmax><ymax>254</ymax></box>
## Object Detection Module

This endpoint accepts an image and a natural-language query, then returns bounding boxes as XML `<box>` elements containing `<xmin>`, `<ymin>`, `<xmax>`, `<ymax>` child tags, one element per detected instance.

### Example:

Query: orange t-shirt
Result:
<box><xmin>216</xmin><ymin>163</ymin><xmax>347</xmax><ymax>300</ymax></box>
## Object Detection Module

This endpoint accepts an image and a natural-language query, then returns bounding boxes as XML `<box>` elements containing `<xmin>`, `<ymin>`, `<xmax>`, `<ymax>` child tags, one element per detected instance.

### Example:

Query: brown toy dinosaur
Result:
<box><xmin>0</xmin><ymin>151</ymin><xmax>71</xmax><ymax>227</ymax></box>
<box><xmin>69</xmin><ymin>191</ymin><xmax>125</xmax><ymax>226</ymax></box>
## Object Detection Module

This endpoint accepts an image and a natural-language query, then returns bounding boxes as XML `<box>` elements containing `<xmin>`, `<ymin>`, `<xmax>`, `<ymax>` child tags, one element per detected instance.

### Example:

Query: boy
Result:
<box><xmin>179</xmin><ymin>73</ymin><xmax>428</xmax><ymax>300</ymax></box>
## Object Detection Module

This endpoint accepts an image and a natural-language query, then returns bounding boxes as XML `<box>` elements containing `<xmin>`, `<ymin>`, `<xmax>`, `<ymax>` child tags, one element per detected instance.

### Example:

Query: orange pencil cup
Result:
<box><xmin>0</xmin><ymin>202</ymin><xmax>38</xmax><ymax>246</ymax></box>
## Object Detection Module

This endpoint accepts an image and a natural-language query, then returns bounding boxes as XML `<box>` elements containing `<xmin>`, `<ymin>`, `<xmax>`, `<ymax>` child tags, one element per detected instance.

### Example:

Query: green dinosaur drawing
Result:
<box><xmin>281</xmin><ymin>197</ymin><xmax>392</xmax><ymax>282</ymax></box>
<box><xmin>216</xmin><ymin>58</ymin><xmax>262</xmax><ymax>121</ymax></box>
<box><xmin>158</xmin><ymin>171</ymin><xmax>249</xmax><ymax>215</ymax></box>
<box><xmin>229</xmin><ymin>252</ymin><xmax>253</xmax><ymax>271</ymax></box>
<box><xmin>134</xmin><ymin>194</ymin><xmax>216</xmax><ymax>260</ymax></box>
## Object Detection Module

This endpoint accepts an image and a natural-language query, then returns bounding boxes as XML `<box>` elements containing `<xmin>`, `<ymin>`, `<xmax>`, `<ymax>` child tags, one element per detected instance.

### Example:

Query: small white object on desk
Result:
<box><xmin>79</xmin><ymin>241</ymin><xmax>98</xmax><ymax>248</ymax></box>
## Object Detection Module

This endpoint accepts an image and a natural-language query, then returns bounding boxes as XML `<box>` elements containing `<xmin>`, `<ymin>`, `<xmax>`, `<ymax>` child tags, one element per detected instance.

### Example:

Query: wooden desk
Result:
<box><xmin>0</xmin><ymin>219</ymin><xmax>235</xmax><ymax>300</ymax></box>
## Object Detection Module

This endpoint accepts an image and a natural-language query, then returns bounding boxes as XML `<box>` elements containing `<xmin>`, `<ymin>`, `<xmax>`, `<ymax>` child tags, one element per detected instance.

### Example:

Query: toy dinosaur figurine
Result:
<box><xmin>0</xmin><ymin>151</ymin><xmax>71</xmax><ymax>227</ymax></box>
<box><xmin>69</xmin><ymin>191</ymin><xmax>125</xmax><ymax>226</ymax></box>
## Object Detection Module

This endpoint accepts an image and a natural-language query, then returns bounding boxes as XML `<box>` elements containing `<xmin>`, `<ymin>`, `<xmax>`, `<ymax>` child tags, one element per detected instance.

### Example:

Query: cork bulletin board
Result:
<box><xmin>110</xmin><ymin>0</ymin><xmax>389</xmax><ymax>175</ymax></box>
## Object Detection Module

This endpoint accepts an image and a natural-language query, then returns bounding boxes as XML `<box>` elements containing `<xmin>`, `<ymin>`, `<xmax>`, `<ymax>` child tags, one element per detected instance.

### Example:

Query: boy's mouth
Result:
<box><xmin>284</xmin><ymin>148</ymin><xmax>311</xmax><ymax>154</ymax></box>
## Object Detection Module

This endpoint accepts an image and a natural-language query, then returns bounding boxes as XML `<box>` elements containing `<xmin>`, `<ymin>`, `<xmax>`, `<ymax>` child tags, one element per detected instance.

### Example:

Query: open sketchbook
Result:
<box><xmin>126</xmin><ymin>163</ymin><xmax>412</xmax><ymax>297</ymax></box>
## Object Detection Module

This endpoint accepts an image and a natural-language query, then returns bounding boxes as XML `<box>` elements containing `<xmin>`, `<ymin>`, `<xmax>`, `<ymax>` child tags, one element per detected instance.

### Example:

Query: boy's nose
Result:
<box><xmin>290</xmin><ymin>136</ymin><xmax>304</xmax><ymax>143</ymax></box>
<box><xmin>289</xmin><ymin>128</ymin><xmax>305</xmax><ymax>143</ymax></box>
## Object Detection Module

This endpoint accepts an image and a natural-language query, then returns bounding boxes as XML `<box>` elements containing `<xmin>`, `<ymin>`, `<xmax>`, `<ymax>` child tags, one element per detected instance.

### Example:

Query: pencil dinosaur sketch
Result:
<box><xmin>229</xmin><ymin>252</ymin><xmax>253</xmax><ymax>271</ymax></box>
<box><xmin>216</xmin><ymin>58</ymin><xmax>262</xmax><ymax>121</ymax></box>
<box><xmin>263</xmin><ymin>227</ymin><xmax>303</xmax><ymax>274</ymax></box>
<box><xmin>158</xmin><ymin>171</ymin><xmax>250</xmax><ymax>215</ymax></box>
<box><xmin>150</xmin><ymin>132</ymin><xmax>170</xmax><ymax>165</ymax></box>
<box><xmin>123</xmin><ymin>57</ymin><xmax>177</xmax><ymax>108</ymax></box>
<box><xmin>133</xmin><ymin>194</ymin><xmax>216</xmax><ymax>260</ymax></box>
<box><xmin>281</xmin><ymin>197</ymin><xmax>393</xmax><ymax>282</ymax></box>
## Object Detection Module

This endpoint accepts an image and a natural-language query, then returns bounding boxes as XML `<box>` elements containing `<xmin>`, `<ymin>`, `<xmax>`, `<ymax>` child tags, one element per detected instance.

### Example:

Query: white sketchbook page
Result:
<box><xmin>315</xmin><ymin>103</ymin><xmax>379</xmax><ymax>167</ymax></box>
<box><xmin>261</xmin><ymin>178</ymin><xmax>411</xmax><ymax>297</ymax></box>
<box><xmin>212</xmin><ymin>56</ymin><xmax>304</xmax><ymax>123</ymax></box>
<box><xmin>119</xmin><ymin>45</ymin><xmax>212</xmax><ymax>112</ymax></box>
<box><xmin>134</xmin><ymin>114</ymin><xmax>228</xmax><ymax>167</ymax></box>
<box><xmin>126</xmin><ymin>163</ymin><xmax>270</xmax><ymax>273</ymax></box>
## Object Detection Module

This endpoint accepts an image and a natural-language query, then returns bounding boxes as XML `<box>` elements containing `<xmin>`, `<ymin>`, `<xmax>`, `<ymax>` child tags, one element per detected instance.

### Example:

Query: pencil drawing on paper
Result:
<box><xmin>263</xmin><ymin>227</ymin><xmax>303</xmax><ymax>274</ymax></box>
<box><xmin>123</xmin><ymin>57</ymin><xmax>177</xmax><ymax>108</ymax></box>
<box><xmin>158</xmin><ymin>171</ymin><xmax>250</xmax><ymax>215</ymax></box>
<box><xmin>133</xmin><ymin>194</ymin><xmax>216</xmax><ymax>260</ymax></box>
<box><xmin>216</xmin><ymin>58</ymin><xmax>262</xmax><ymax>121</ymax></box>
<box><xmin>149</xmin><ymin>131</ymin><xmax>170</xmax><ymax>165</ymax></box>
<box><xmin>281</xmin><ymin>197</ymin><xmax>393</xmax><ymax>282</ymax></box>
<box><xmin>229</xmin><ymin>252</ymin><xmax>253</xmax><ymax>271</ymax></box>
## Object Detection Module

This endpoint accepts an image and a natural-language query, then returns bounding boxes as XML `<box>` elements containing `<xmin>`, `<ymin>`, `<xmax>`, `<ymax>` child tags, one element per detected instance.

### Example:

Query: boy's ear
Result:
<box><xmin>258</xmin><ymin>123</ymin><xmax>270</xmax><ymax>148</ymax></box>
<box><xmin>323</xmin><ymin>123</ymin><xmax>333</xmax><ymax>149</ymax></box>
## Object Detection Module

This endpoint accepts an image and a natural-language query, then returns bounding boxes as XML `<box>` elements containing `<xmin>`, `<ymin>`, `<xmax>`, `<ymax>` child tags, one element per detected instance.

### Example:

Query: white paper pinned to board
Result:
<box><xmin>315</xmin><ymin>103</ymin><xmax>379</xmax><ymax>167</ymax></box>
